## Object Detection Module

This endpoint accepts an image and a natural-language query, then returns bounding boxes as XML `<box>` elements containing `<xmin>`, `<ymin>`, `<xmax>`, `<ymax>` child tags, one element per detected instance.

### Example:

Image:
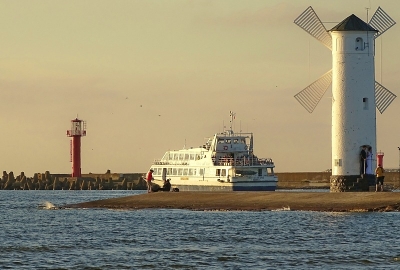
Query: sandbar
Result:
<box><xmin>66</xmin><ymin>192</ymin><xmax>400</xmax><ymax>212</ymax></box>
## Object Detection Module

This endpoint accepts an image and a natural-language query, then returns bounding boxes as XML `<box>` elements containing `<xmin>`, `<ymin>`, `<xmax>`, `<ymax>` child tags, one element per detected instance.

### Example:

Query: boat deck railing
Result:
<box><xmin>212</xmin><ymin>157</ymin><xmax>274</xmax><ymax>166</ymax></box>
<box><xmin>152</xmin><ymin>157</ymin><xmax>274</xmax><ymax>167</ymax></box>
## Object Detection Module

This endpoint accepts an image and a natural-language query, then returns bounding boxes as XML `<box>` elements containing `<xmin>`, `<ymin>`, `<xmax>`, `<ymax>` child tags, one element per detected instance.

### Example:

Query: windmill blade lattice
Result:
<box><xmin>294</xmin><ymin>70</ymin><xmax>332</xmax><ymax>113</ymax></box>
<box><xmin>375</xmin><ymin>81</ymin><xmax>397</xmax><ymax>114</ymax></box>
<box><xmin>369</xmin><ymin>7</ymin><xmax>396</xmax><ymax>39</ymax></box>
<box><xmin>294</xmin><ymin>6</ymin><xmax>332</xmax><ymax>50</ymax></box>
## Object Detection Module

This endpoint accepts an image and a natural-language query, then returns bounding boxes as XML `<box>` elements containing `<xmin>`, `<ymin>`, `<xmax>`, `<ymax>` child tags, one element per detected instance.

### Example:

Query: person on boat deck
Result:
<box><xmin>146</xmin><ymin>169</ymin><xmax>154</xmax><ymax>193</ymax></box>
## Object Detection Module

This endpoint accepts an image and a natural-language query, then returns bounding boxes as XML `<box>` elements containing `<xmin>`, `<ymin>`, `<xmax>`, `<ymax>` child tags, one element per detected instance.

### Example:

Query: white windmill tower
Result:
<box><xmin>294</xmin><ymin>7</ymin><xmax>396</xmax><ymax>192</ymax></box>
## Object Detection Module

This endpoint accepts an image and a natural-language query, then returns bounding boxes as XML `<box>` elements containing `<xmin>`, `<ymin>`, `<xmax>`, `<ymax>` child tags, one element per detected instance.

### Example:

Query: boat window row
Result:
<box><xmin>163</xmin><ymin>152</ymin><xmax>200</xmax><ymax>162</ymax></box>
<box><xmin>217</xmin><ymin>138</ymin><xmax>245</xmax><ymax>144</ymax></box>
<box><xmin>153</xmin><ymin>167</ymin><xmax>205</xmax><ymax>176</ymax></box>
<box><xmin>152</xmin><ymin>167</ymin><xmax>229</xmax><ymax>177</ymax></box>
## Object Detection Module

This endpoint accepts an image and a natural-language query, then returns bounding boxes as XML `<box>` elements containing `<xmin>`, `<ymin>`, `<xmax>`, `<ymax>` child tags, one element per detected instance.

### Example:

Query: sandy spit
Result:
<box><xmin>65</xmin><ymin>192</ymin><xmax>400</xmax><ymax>212</ymax></box>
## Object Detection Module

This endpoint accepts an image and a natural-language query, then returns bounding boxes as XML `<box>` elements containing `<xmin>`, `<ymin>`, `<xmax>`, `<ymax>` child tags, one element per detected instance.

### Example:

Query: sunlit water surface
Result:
<box><xmin>1</xmin><ymin>190</ymin><xmax>400</xmax><ymax>269</ymax></box>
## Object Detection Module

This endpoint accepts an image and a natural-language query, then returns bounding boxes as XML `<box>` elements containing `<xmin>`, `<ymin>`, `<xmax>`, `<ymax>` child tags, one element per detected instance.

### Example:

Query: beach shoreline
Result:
<box><xmin>66</xmin><ymin>192</ymin><xmax>400</xmax><ymax>212</ymax></box>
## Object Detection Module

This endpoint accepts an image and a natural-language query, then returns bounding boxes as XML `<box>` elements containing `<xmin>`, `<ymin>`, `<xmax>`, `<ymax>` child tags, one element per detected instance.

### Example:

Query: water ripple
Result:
<box><xmin>1</xmin><ymin>191</ymin><xmax>400</xmax><ymax>269</ymax></box>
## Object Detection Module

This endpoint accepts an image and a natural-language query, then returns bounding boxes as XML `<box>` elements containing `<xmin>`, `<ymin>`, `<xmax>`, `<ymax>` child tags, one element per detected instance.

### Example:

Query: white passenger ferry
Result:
<box><xmin>149</xmin><ymin>112</ymin><xmax>278</xmax><ymax>191</ymax></box>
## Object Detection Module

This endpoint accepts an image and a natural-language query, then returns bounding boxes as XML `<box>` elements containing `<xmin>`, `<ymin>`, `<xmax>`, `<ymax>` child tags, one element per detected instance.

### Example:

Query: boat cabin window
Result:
<box><xmin>199</xmin><ymin>168</ymin><xmax>204</xmax><ymax>176</ymax></box>
<box><xmin>179</xmin><ymin>154</ymin><xmax>184</xmax><ymax>160</ymax></box>
<box><xmin>169</xmin><ymin>153</ymin><xmax>173</xmax><ymax>160</ymax></box>
<box><xmin>218</xmin><ymin>139</ymin><xmax>224</xmax><ymax>144</ymax></box>
<box><xmin>173</xmin><ymin>168</ymin><xmax>177</xmax><ymax>175</ymax></box>
<box><xmin>226</xmin><ymin>139</ymin><xmax>231</xmax><ymax>144</ymax></box>
<box><xmin>178</xmin><ymin>168</ymin><xmax>183</xmax><ymax>175</ymax></box>
<box><xmin>168</xmin><ymin>168</ymin><xmax>172</xmax><ymax>175</ymax></box>
<box><xmin>190</xmin><ymin>154</ymin><xmax>195</xmax><ymax>160</ymax></box>
<box><xmin>233</xmin><ymin>139</ymin><xmax>238</xmax><ymax>144</ymax></box>
<box><xmin>215</xmin><ymin>169</ymin><xmax>227</xmax><ymax>176</ymax></box>
<box><xmin>184</xmin><ymin>154</ymin><xmax>189</xmax><ymax>160</ymax></box>
<box><xmin>241</xmin><ymin>138</ymin><xmax>246</xmax><ymax>143</ymax></box>
<box><xmin>258</xmin><ymin>168</ymin><xmax>262</xmax><ymax>176</ymax></box>
<box><xmin>173</xmin><ymin>153</ymin><xmax>178</xmax><ymax>160</ymax></box>
<box><xmin>188</xmin><ymin>168</ymin><xmax>193</xmax><ymax>175</ymax></box>
<box><xmin>183</xmin><ymin>168</ymin><xmax>188</xmax><ymax>175</ymax></box>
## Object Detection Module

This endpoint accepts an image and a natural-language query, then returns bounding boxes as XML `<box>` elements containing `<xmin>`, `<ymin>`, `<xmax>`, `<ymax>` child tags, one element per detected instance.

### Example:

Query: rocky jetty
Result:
<box><xmin>0</xmin><ymin>171</ymin><xmax>147</xmax><ymax>190</ymax></box>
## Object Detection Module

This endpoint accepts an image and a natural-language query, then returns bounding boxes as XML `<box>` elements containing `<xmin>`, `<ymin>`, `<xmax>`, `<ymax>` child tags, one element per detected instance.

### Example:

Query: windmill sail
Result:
<box><xmin>294</xmin><ymin>70</ymin><xmax>332</xmax><ymax>113</ymax></box>
<box><xmin>369</xmin><ymin>7</ymin><xmax>396</xmax><ymax>39</ymax></box>
<box><xmin>294</xmin><ymin>6</ymin><xmax>332</xmax><ymax>50</ymax></box>
<box><xmin>375</xmin><ymin>81</ymin><xmax>397</xmax><ymax>114</ymax></box>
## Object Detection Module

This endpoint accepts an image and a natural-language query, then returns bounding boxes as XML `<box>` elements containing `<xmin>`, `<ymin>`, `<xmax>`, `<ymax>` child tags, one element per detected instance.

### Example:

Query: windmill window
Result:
<box><xmin>363</xmin><ymin>97</ymin><xmax>369</xmax><ymax>110</ymax></box>
<box><xmin>355</xmin><ymin>37</ymin><xmax>364</xmax><ymax>51</ymax></box>
<box><xmin>334</xmin><ymin>159</ymin><xmax>342</xmax><ymax>166</ymax></box>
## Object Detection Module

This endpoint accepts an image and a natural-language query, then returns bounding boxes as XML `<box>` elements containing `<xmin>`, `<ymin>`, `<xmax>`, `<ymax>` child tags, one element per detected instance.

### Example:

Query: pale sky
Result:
<box><xmin>1</xmin><ymin>0</ymin><xmax>399</xmax><ymax>175</ymax></box>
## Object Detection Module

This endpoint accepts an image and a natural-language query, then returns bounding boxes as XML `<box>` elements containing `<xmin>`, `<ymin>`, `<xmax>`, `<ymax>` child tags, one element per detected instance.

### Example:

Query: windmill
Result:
<box><xmin>294</xmin><ymin>7</ymin><xmax>396</xmax><ymax>192</ymax></box>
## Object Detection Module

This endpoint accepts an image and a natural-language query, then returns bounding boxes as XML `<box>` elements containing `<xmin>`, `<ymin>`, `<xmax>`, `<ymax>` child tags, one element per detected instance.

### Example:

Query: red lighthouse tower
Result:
<box><xmin>66</xmin><ymin>118</ymin><xmax>86</xmax><ymax>177</ymax></box>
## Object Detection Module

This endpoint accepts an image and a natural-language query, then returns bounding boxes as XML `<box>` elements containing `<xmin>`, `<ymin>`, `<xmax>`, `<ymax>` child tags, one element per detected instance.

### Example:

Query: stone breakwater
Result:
<box><xmin>0</xmin><ymin>171</ymin><xmax>147</xmax><ymax>190</ymax></box>
<box><xmin>2</xmin><ymin>171</ymin><xmax>399</xmax><ymax>191</ymax></box>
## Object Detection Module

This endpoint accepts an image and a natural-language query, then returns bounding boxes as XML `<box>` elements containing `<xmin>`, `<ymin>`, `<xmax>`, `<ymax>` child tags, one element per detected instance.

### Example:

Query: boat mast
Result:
<box><xmin>229</xmin><ymin>111</ymin><xmax>236</xmax><ymax>135</ymax></box>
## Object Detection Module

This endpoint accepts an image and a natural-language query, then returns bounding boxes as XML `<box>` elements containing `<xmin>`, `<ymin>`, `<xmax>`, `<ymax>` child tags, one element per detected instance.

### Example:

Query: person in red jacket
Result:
<box><xmin>146</xmin><ymin>169</ymin><xmax>154</xmax><ymax>193</ymax></box>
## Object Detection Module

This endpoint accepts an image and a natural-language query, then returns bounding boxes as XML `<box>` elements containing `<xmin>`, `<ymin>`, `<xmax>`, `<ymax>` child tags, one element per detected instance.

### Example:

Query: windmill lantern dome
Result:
<box><xmin>329</xmin><ymin>14</ymin><xmax>378</xmax><ymax>32</ymax></box>
<box><xmin>328</xmin><ymin>14</ymin><xmax>378</xmax><ymax>54</ymax></box>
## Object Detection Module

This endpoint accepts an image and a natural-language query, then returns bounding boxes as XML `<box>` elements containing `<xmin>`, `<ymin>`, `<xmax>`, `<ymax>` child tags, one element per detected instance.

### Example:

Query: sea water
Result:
<box><xmin>1</xmin><ymin>190</ymin><xmax>400</xmax><ymax>269</ymax></box>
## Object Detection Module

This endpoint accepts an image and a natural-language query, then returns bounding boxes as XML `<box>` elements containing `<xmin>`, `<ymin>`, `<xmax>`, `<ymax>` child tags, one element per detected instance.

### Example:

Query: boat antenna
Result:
<box><xmin>229</xmin><ymin>111</ymin><xmax>236</xmax><ymax>134</ymax></box>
